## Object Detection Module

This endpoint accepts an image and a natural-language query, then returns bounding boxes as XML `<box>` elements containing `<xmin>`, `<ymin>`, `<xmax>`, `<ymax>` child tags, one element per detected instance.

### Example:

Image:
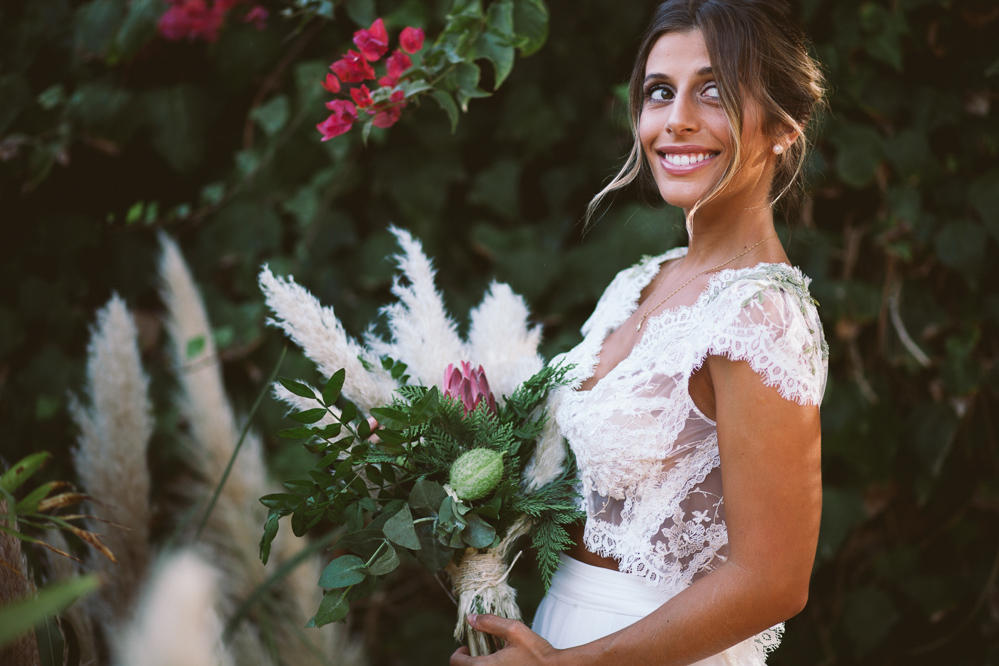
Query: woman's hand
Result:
<box><xmin>449</xmin><ymin>614</ymin><xmax>560</xmax><ymax>666</ymax></box>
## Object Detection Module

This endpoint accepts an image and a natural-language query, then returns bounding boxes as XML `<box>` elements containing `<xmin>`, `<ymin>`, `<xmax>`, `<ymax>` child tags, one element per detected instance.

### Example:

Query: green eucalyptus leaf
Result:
<box><xmin>409</xmin><ymin>478</ymin><xmax>448</xmax><ymax>515</ymax></box>
<box><xmin>335</xmin><ymin>529</ymin><xmax>384</xmax><ymax>559</ymax></box>
<box><xmin>367</xmin><ymin>541</ymin><xmax>400</xmax><ymax>576</ymax></box>
<box><xmin>461</xmin><ymin>514</ymin><xmax>496</xmax><ymax>549</ymax></box>
<box><xmin>319</xmin><ymin>554</ymin><xmax>367</xmax><ymax>588</ymax></box>
<box><xmin>383</xmin><ymin>504</ymin><xmax>421</xmax><ymax>550</ymax></box>
<box><xmin>259</xmin><ymin>493</ymin><xmax>302</xmax><ymax>512</ymax></box>
<box><xmin>310</xmin><ymin>591</ymin><xmax>349</xmax><ymax>627</ymax></box>
<box><xmin>414</xmin><ymin>521</ymin><xmax>454</xmax><ymax>571</ymax></box>
<box><xmin>368</xmin><ymin>407</ymin><xmax>409</xmax><ymax>429</ymax></box>
<box><xmin>278</xmin><ymin>426</ymin><xmax>314</xmax><ymax>439</ymax></box>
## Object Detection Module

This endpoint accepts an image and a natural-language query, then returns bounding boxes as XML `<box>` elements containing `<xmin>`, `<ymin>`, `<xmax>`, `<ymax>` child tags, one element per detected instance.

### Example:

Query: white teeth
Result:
<box><xmin>662</xmin><ymin>152</ymin><xmax>711</xmax><ymax>166</ymax></box>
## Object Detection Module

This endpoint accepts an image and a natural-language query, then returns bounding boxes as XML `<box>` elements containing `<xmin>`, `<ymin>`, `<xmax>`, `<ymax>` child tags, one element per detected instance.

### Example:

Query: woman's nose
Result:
<box><xmin>666</xmin><ymin>94</ymin><xmax>699</xmax><ymax>135</ymax></box>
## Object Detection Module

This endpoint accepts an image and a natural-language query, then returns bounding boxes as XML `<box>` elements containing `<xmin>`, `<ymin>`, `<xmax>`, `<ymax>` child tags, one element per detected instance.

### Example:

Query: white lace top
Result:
<box><xmin>552</xmin><ymin>247</ymin><xmax>828</xmax><ymax>662</ymax></box>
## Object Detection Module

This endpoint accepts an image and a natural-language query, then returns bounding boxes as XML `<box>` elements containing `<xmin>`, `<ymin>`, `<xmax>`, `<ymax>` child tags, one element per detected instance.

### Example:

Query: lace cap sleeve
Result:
<box><xmin>700</xmin><ymin>265</ymin><xmax>829</xmax><ymax>406</ymax></box>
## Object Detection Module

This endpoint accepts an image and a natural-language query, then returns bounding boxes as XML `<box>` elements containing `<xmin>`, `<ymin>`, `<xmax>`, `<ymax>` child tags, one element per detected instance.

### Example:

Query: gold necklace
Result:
<box><xmin>635</xmin><ymin>232</ymin><xmax>779</xmax><ymax>332</ymax></box>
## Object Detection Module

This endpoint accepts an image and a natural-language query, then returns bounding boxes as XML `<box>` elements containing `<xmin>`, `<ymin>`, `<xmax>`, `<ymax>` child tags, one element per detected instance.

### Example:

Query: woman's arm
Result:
<box><xmin>451</xmin><ymin>354</ymin><xmax>822</xmax><ymax>666</ymax></box>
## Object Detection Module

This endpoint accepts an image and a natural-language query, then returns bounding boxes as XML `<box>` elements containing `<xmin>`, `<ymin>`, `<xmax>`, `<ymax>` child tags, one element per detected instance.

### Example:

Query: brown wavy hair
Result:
<box><xmin>585</xmin><ymin>0</ymin><xmax>826</xmax><ymax>226</ymax></box>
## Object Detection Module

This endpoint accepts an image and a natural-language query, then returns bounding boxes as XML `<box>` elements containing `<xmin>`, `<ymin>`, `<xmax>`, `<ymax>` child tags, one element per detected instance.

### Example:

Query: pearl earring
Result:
<box><xmin>772</xmin><ymin>144</ymin><xmax>784</xmax><ymax>155</ymax></box>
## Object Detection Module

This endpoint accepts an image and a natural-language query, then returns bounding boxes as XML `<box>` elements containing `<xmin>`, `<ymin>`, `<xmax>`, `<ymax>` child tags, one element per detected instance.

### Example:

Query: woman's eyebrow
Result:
<box><xmin>643</xmin><ymin>66</ymin><xmax>714</xmax><ymax>85</ymax></box>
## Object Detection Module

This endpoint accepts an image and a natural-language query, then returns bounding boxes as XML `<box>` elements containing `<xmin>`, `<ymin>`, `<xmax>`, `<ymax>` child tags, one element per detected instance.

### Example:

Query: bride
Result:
<box><xmin>451</xmin><ymin>0</ymin><xmax>828</xmax><ymax>664</ymax></box>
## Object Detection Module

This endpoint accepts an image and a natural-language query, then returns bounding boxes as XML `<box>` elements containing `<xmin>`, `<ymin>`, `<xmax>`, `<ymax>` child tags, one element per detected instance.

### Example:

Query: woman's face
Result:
<box><xmin>638</xmin><ymin>29</ymin><xmax>774</xmax><ymax>212</ymax></box>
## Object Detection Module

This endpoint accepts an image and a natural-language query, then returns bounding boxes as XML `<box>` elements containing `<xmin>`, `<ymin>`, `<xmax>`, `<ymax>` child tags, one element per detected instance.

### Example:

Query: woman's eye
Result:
<box><xmin>702</xmin><ymin>84</ymin><xmax>720</xmax><ymax>99</ymax></box>
<box><xmin>647</xmin><ymin>86</ymin><xmax>673</xmax><ymax>102</ymax></box>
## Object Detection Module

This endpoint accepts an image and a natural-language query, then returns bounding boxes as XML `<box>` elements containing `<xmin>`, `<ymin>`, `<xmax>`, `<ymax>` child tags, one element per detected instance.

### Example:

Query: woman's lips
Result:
<box><xmin>656</xmin><ymin>149</ymin><xmax>719</xmax><ymax>175</ymax></box>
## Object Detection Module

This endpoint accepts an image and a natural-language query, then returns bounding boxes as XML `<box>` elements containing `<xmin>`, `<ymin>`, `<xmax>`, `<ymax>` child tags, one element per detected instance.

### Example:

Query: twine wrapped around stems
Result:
<box><xmin>447</xmin><ymin>515</ymin><xmax>532</xmax><ymax>655</ymax></box>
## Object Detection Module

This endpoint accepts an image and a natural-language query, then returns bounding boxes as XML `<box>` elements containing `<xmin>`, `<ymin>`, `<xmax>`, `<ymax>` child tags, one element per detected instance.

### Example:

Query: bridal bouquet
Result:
<box><xmin>257</xmin><ymin>228</ymin><xmax>581</xmax><ymax>655</ymax></box>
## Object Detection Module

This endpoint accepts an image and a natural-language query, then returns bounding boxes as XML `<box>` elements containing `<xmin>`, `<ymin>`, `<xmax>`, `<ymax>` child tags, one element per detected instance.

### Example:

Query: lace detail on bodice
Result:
<box><xmin>551</xmin><ymin>248</ymin><xmax>828</xmax><ymax>663</ymax></box>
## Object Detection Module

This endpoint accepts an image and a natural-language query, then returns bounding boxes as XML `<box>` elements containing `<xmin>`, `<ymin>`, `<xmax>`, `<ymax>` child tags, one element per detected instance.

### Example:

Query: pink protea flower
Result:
<box><xmin>399</xmin><ymin>26</ymin><xmax>425</xmax><ymax>54</ymax></box>
<box><xmin>443</xmin><ymin>362</ymin><xmax>497</xmax><ymax>415</ymax></box>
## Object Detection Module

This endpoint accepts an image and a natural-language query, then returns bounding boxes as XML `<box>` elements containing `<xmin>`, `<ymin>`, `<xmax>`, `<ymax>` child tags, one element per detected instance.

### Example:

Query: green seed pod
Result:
<box><xmin>449</xmin><ymin>449</ymin><xmax>505</xmax><ymax>501</ymax></box>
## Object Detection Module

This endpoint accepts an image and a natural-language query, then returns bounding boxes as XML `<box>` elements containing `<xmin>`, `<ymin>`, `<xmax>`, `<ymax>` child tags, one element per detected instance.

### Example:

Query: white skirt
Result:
<box><xmin>531</xmin><ymin>554</ymin><xmax>772</xmax><ymax>665</ymax></box>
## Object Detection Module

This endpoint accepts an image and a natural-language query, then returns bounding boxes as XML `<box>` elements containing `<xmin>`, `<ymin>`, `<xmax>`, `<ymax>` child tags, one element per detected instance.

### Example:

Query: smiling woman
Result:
<box><xmin>451</xmin><ymin>1</ymin><xmax>829</xmax><ymax>665</ymax></box>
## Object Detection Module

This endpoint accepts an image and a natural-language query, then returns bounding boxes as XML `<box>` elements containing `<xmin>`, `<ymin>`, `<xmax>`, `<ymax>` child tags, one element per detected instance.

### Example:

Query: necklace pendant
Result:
<box><xmin>636</xmin><ymin>319</ymin><xmax>643</xmax><ymax>332</ymax></box>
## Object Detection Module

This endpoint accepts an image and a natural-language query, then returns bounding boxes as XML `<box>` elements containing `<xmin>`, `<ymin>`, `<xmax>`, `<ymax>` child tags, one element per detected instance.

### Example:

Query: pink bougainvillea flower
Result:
<box><xmin>372</xmin><ymin>107</ymin><xmax>401</xmax><ymax>128</ymax></box>
<box><xmin>331</xmin><ymin>50</ymin><xmax>376</xmax><ymax>83</ymax></box>
<box><xmin>353</xmin><ymin>17</ymin><xmax>389</xmax><ymax>62</ymax></box>
<box><xmin>399</xmin><ymin>26</ymin><xmax>425</xmax><ymax>54</ymax></box>
<box><xmin>386</xmin><ymin>50</ymin><xmax>412</xmax><ymax>79</ymax></box>
<box><xmin>244</xmin><ymin>4</ymin><xmax>268</xmax><ymax>30</ymax></box>
<box><xmin>158</xmin><ymin>0</ymin><xmax>224</xmax><ymax>42</ymax></box>
<box><xmin>442</xmin><ymin>362</ymin><xmax>497</xmax><ymax>415</ymax></box>
<box><xmin>379</xmin><ymin>75</ymin><xmax>398</xmax><ymax>88</ymax></box>
<box><xmin>317</xmin><ymin>99</ymin><xmax>357</xmax><ymax>140</ymax></box>
<box><xmin>321</xmin><ymin>73</ymin><xmax>341</xmax><ymax>93</ymax></box>
<box><xmin>350</xmin><ymin>84</ymin><xmax>373</xmax><ymax>109</ymax></box>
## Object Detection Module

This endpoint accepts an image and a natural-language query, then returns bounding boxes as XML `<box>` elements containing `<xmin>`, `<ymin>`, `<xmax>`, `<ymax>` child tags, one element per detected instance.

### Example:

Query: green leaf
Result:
<box><xmin>383</xmin><ymin>504</ymin><xmax>421</xmax><ymax>550</ymax></box>
<box><xmin>410</xmin><ymin>386</ymin><xmax>440</xmax><ymax>424</ymax></box>
<box><xmin>335</xmin><ymin>529</ymin><xmax>384</xmax><ymax>559</ymax></box>
<box><xmin>344</xmin><ymin>0</ymin><xmax>375</xmax><ymax>26</ymax></box>
<box><xmin>319</xmin><ymin>554</ymin><xmax>367</xmax><ymax>588</ymax></box>
<box><xmin>259</xmin><ymin>512</ymin><xmax>280</xmax><ymax>564</ymax></box>
<box><xmin>511</xmin><ymin>0</ymin><xmax>548</xmax><ymax>56</ymax></box>
<box><xmin>340</xmin><ymin>401</ymin><xmax>357</xmax><ymax>424</ymax></box>
<box><xmin>474</xmin><ymin>1</ymin><xmax>516</xmax><ymax>88</ymax></box>
<box><xmin>250</xmin><ymin>95</ymin><xmax>290</xmax><ymax>137</ymax></box>
<box><xmin>368</xmin><ymin>407</ymin><xmax>409</xmax><ymax>429</ymax></box>
<box><xmin>185</xmin><ymin>334</ymin><xmax>206</xmax><ymax>359</ymax></box>
<box><xmin>367</xmin><ymin>541</ymin><xmax>400</xmax><ymax>576</ymax></box>
<box><xmin>289</xmin><ymin>408</ymin><xmax>328</xmax><ymax>424</ymax></box>
<box><xmin>409</xmin><ymin>478</ymin><xmax>448</xmax><ymax>515</ymax></box>
<box><xmin>934</xmin><ymin>221</ymin><xmax>986</xmax><ymax>280</ymax></box>
<box><xmin>36</xmin><ymin>85</ymin><xmax>66</xmax><ymax>111</ymax></box>
<box><xmin>310</xmin><ymin>590</ymin><xmax>349</xmax><ymax>627</ymax></box>
<box><xmin>830</xmin><ymin>122</ymin><xmax>883</xmax><ymax>188</ymax></box>
<box><xmin>432</xmin><ymin>90</ymin><xmax>460</xmax><ymax>132</ymax></box>
<box><xmin>15</xmin><ymin>481</ymin><xmax>59</xmax><ymax>514</ymax></box>
<box><xmin>322</xmin><ymin>369</ymin><xmax>346</xmax><ymax>406</ymax></box>
<box><xmin>414</xmin><ymin>521</ymin><xmax>454</xmax><ymax>571</ymax></box>
<box><xmin>114</xmin><ymin>0</ymin><xmax>162</xmax><ymax>60</ymax></box>
<box><xmin>1</xmin><ymin>452</ymin><xmax>52</xmax><ymax>495</ymax></box>
<box><xmin>74</xmin><ymin>0</ymin><xmax>125</xmax><ymax>56</ymax></box>
<box><xmin>258</xmin><ymin>493</ymin><xmax>302</xmax><ymax>512</ymax></box>
<box><xmin>461</xmin><ymin>514</ymin><xmax>496</xmax><ymax>549</ymax></box>
<box><xmin>279</xmin><ymin>377</ymin><xmax>316</xmax><ymax>399</ymax></box>
<box><xmin>0</xmin><ymin>576</ymin><xmax>100</xmax><ymax>646</ymax></box>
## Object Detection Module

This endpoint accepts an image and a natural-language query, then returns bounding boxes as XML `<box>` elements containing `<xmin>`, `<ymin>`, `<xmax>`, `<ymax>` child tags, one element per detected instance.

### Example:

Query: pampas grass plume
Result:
<box><xmin>114</xmin><ymin>550</ymin><xmax>234</xmax><ymax>666</ymax></box>
<box><xmin>70</xmin><ymin>293</ymin><xmax>153</xmax><ymax>622</ymax></box>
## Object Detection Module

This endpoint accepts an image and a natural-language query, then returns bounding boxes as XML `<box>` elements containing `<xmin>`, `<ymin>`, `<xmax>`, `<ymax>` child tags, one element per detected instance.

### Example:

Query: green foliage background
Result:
<box><xmin>1</xmin><ymin>0</ymin><xmax>998</xmax><ymax>663</ymax></box>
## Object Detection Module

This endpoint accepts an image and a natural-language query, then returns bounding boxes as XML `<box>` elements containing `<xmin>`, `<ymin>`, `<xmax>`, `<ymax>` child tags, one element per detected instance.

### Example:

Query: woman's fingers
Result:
<box><xmin>365</xmin><ymin>416</ymin><xmax>381</xmax><ymax>444</ymax></box>
<box><xmin>447</xmin><ymin>614</ymin><xmax>557</xmax><ymax>665</ymax></box>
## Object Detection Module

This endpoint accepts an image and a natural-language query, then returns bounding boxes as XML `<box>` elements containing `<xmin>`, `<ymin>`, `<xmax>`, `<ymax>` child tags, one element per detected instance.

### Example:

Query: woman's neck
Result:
<box><xmin>682</xmin><ymin>199</ymin><xmax>783</xmax><ymax>269</ymax></box>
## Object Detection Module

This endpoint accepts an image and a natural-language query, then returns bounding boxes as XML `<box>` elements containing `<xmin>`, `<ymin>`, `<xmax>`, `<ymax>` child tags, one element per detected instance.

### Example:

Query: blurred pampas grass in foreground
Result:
<box><xmin>70</xmin><ymin>294</ymin><xmax>153</xmax><ymax>627</ymax></box>
<box><xmin>158</xmin><ymin>234</ymin><xmax>359</xmax><ymax>666</ymax></box>
<box><xmin>23</xmin><ymin>235</ymin><xmax>364</xmax><ymax>666</ymax></box>
<box><xmin>114</xmin><ymin>550</ymin><xmax>234</xmax><ymax>666</ymax></box>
